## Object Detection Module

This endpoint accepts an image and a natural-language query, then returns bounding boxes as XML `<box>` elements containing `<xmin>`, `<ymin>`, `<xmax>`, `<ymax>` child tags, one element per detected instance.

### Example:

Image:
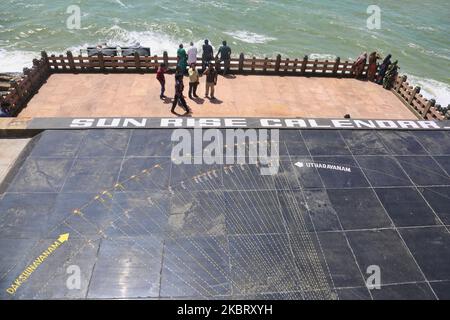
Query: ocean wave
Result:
<box><xmin>408</xmin><ymin>42</ymin><xmax>450</xmax><ymax>61</ymax></box>
<box><xmin>91</xmin><ymin>25</ymin><xmax>221</xmax><ymax>54</ymax></box>
<box><xmin>405</xmin><ymin>74</ymin><xmax>450</xmax><ymax>107</ymax></box>
<box><xmin>91</xmin><ymin>25</ymin><xmax>182</xmax><ymax>55</ymax></box>
<box><xmin>309</xmin><ymin>53</ymin><xmax>337</xmax><ymax>61</ymax></box>
<box><xmin>0</xmin><ymin>26</ymin><xmax>213</xmax><ymax>72</ymax></box>
<box><xmin>223</xmin><ymin>31</ymin><xmax>276</xmax><ymax>44</ymax></box>
<box><xmin>0</xmin><ymin>49</ymin><xmax>38</xmax><ymax>73</ymax></box>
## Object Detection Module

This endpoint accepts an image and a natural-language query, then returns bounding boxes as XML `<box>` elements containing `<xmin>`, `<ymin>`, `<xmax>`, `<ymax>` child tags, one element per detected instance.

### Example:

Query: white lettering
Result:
<box><xmin>123</xmin><ymin>118</ymin><xmax>147</xmax><ymax>127</ymax></box>
<box><xmin>331</xmin><ymin>119</ymin><xmax>354</xmax><ymax>128</ymax></box>
<box><xmin>260</xmin><ymin>119</ymin><xmax>282</xmax><ymax>127</ymax></box>
<box><xmin>97</xmin><ymin>118</ymin><xmax>121</xmax><ymax>127</ymax></box>
<box><xmin>284</xmin><ymin>119</ymin><xmax>307</xmax><ymax>128</ymax></box>
<box><xmin>70</xmin><ymin>119</ymin><xmax>94</xmax><ymax>128</ymax></box>
<box><xmin>376</xmin><ymin>120</ymin><xmax>398</xmax><ymax>129</ymax></box>
<box><xmin>418</xmin><ymin>121</ymin><xmax>441</xmax><ymax>129</ymax></box>
<box><xmin>224</xmin><ymin>118</ymin><xmax>247</xmax><ymax>127</ymax></box>
<box><xmin>161</xmin><ymin>118</ymin><xmax>183</xmax><ymax>127</ymax></box>
<box><xmin>354</xmin><ymin>119</ymin><xmax>376</xmax><ymax>128</ymax></box>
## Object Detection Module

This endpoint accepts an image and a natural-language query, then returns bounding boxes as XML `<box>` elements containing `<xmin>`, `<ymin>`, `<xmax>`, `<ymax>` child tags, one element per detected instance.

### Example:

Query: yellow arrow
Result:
<box><xmin>58</xmin><ymin>233</ymin><xmax>69</xmax><ymax>243</ymax></box>
<box><xmin>5</xmin><ymin>233</ymin><xmax>70</xmax><ymax>295</ymax></box>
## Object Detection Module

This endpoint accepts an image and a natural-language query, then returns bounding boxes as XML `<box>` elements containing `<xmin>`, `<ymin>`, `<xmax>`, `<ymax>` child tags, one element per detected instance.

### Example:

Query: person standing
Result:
<box><xmin>156</xmin><ymin>63</ymin><xmax>167</xmax><ymax>99</ymax></box>
<box><xmin>202</xmin><ymin>39</ymin><xmax>214</xmax><ymax>72</ymax></box>
<box><xmin>172</xmin><ymin>74</ymin><xmax>191</xmax><ymax>114</ymax></box>
<box><xmin>367</xmin><ymin>51</ymin><xmax>381</xmax><ymax>81</ymax></box>
<box><xmin>216</xmin><ymin>40</ymin><xmax>231</xmax><ymax>75</ymax></box>
<box><xmin>188</xmin><ymin>63</ymin><xmax>200</xmax><ymax>99</ymax></box>
<box><xmin>383</xmin><ymin>60</ymin><xmax>399</xmax><ymax>90</ymax></box>
<box><xmin>204</xmin><ymin>63</ymin><xmax>218</xmax><ymax>99</ymax></box>
<box><xmin>177</xmin><ymin>44</ymin><xmax>188</xmax><ymax>74</ymax></box>
<box><xmin>377</xmin><ymin>54</ymin><xmax>392</xmax><ymax>84</ymax></box>
<box><xmin>187</xmin><ymin>42</ymin><xmax>198</xmax><ymax>66</ymax></box>
<box><xmin>352</xmin><ymin>52</ymin><xmax>367</xmax><ymax>78</ymax></box>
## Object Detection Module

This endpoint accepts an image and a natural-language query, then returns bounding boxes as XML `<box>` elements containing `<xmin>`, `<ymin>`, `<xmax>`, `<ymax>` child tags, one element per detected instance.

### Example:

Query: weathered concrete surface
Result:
<box><xmin>0</xmin><ymin>118</ymin><xmax>31</xmax><ymax>130</ymax></box>
<box><xmin>0</xmin><ymin>138</ymin><xmax>30</xmax><ymax>187</ymax></box>
<box><xmin>18</xmin><ymin>73</ymin><xmax>416</xmax><ymax>119</ymax></box>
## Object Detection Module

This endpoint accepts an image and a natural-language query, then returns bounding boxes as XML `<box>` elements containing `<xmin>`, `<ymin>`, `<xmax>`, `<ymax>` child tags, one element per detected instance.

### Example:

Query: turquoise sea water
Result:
<box><xmin>0</xmin><ymin>0</ymin><xmax>449</xmax><ymax>104</ymax></box>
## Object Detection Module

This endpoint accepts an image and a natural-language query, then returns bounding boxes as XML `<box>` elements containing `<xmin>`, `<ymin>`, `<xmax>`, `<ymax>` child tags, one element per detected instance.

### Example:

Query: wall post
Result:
<box><xmin>397</xmin><ymin>75</ymin><xmax>407</xmax><ymax>93</ymax></box>
<box><xmin>67</xmin><ymin>51</ymin><xmax>75</xmax><ymax>71</ymax></box>
<box><xmin>239</xmin><ymin>53</ymin><xmax>244</xmax><ymax>72</ymax></box>
<box><xmin>98</xmin><ymin>52</ymin><xmax>105</xmax><ymax>70</ymax></box>
<box><xmin>408</xmin><ymin>86</ymin><xmax>420</xmax><ymax>104</ymax></box>
<box><xmin>163</xmin><ymin>51</ymin><xmax>169</xmax><ymax>67</ymax></box>
<box><xmin>300</xmin><ymin>55</ymin><xmax>308</xmax><ymax>74</ymax></box>
<box><xmin>333</xmin><ymin>57</ymin><xmax>340</xmax><ymax>75</ymax></box>
<box><xmin>41</xmin><ymin>51</ymin><xmax>50</xmax><ymax>74</ymax></box>
<box><xmin>422</xmin><ymin>99</ymin><xmax>436</xmax><ymax>117</ymax></box>
<box><xmin>275</xmin><ymin>54</ymin><xmax>281</xmax><ymax>73</ymax></box>
<box><xmin>134</xmin><ymin>52</ymin><xmax>141</xmax><ymax>71</ymax></box>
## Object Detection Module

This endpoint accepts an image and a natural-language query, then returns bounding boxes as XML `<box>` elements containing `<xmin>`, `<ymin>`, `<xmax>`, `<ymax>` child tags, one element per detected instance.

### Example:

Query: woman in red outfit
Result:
<box><xmin>367</xmin><ymin>52</ymin><xmax>381</xmax><ymax>82</ymax></box>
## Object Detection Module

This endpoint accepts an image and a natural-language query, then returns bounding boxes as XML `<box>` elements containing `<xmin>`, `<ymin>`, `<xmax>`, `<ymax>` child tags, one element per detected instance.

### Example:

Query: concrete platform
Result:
<box><xmin>18</xmin><ymin>74</ymin><xmax>416</xmax><ymax>119</ymax></box>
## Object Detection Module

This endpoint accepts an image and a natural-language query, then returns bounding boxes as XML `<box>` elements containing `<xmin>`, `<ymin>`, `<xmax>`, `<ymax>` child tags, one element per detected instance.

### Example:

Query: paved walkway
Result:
<box><xmin>0</xmin><ymin>138</ymin><xmax>30</xmax><ymax>190</ymax></box>
<box><xmin>19</xmin><ymin>73</ymin><xmax>416</xmax><ymax>119</ymax></box>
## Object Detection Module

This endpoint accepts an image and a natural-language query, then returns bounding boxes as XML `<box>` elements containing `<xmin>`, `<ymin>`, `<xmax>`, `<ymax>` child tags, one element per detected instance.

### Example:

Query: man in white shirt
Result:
<box><xmin>187</xmin><ymin>42</ymin><xmax>198</xmax><ymax>66</ymax></box>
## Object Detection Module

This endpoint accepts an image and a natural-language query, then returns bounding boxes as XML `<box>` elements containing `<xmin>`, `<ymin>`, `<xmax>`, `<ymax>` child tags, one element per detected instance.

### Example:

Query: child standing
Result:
<box><xmin>156</xmin><ymin>63</ymin><xmax>167</xmax><ymax>99</ymax></box>
<box><xmin>204</xmin><ymin>63</ymin><xmax>218</xmax><ymax>99</ymax></box>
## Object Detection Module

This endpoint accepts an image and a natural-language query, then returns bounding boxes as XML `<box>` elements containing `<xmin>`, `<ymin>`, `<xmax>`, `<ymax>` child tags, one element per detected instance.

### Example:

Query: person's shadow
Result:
<box><xmin>162</xmin><ymin>97</ymin><xmax>172</xmax><ymax>104</ymax></box>
<box><xmin>170</xmin><ymin>108</ymin><xmax>192</xmax><ymax>117</ymax></box>
<box><xmin>209</xmin><ymin>97</ymin><xmax>223</xmax><ymax>104</ymax></box>
<box><xmin>190</xmin><ymin>96</ymin><xmax>205</xmax><ymax>104</ymax></box>
<box><xmin>222</xmin><ymin>74</ymin><xmax>236</xmax><ymax>79</ymax></box>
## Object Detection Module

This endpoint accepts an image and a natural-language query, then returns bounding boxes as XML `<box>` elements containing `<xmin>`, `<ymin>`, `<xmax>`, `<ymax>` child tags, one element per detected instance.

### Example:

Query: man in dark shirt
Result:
<box><xmin>216</xmin><ymin>40</ymin><xmax>231</xmax><ymax>75</ymax></box>
<box><xmin>202</xmin><ymin>39</ymin><xmax>214</xmax><ymax>72</ymax></box>
<box><xmin>204</xmin><ymin>63</ymin><xmax>218</xmax><ymax>99</ymax></box>
<box><xmin>171</xmin><ymin>74</ymin><xmax>191</xmax><ymax>115</ymax></box>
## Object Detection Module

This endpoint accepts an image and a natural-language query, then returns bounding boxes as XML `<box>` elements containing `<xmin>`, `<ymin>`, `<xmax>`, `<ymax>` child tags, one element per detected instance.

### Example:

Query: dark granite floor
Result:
<box><xmin>0</xmin><ymin>129</ymin><xmax>449</xmax><ymax>300</ymax></box>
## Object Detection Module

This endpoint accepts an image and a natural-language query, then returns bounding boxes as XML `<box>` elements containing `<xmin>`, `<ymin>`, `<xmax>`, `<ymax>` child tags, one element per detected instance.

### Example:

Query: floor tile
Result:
<box><xmin>399</xmin><ymin>227</ymin><xmax>450</xmax><ymax>281</ymax></box>
<box><xmin>327</xmin><ymin>188</ymin><xmax>392</xmax><ymax>230</ymax></box>
<box><xmin>376</xmin><ymin>187</ymin><xmax>440</xmax><ymax>227</ymax></box>
<box><xmin>346</xmin><ymin>229</ymin><xmax>424</xmax><ymax>285</ymax></box>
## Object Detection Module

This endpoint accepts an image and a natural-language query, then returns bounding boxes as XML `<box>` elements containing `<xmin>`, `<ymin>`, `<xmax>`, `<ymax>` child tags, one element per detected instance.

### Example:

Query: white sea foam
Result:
<box><xmin>309</xmin><ymin>53</ymin><xmax>337</xmax><ymax>60</ymax></box>
<box><xmin>223</xmin><ymin>31</ymin><xmax>276</xmax><ymax>44</ymax></box>
<box><xmin>405</xmin><ymin>74</ymin><xmax>450</xmax><ymax>107</ymax></box>
<box><xmin>0</xmin><ymin>49</ymin><xmax>38</xmax><ymax>73</ymax></box>
<box><xmin>0</xmin><ymin>26</ymin><xmax>212</xmax><ymax>73</ymax></box>
<box><xmin>93</xmin><ymin>26</ymin><xmax>220</xmax><ymax>55</ymax></box>
<box><xmin>92</xmin><ymin>25</ymin><xmax>182</xmax><ymax>55</ymax></box>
